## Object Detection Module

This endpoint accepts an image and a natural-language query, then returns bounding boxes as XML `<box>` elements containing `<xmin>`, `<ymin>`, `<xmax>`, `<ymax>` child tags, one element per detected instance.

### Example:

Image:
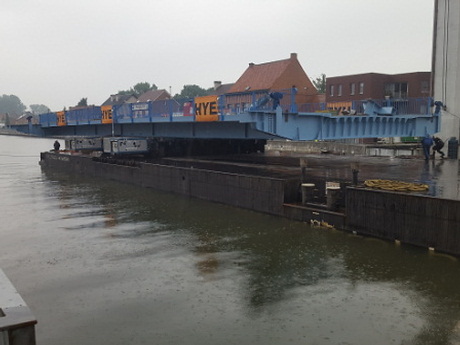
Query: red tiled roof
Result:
<box><xmin>137</xmin><ymin>89</ymin><xmax>170</xmax><ymax>102</ymax></box>
<box><xmin>208</xmin><ymin>83</ymin><xmax>235</xmax><ymax>96</ymax></box>
<box><xmin>229</xmin><ymin>57</ymin><xmax>292</xmax><ymax>93</ymax></box>
<box><xmin>101</xmin><ymin>94</ymin><xmax>137</xmax><ymax>106</ymax></box>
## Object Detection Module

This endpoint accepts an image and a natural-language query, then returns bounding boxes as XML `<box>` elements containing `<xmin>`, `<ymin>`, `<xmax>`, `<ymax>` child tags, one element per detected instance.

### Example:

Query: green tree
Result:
<box><xmin>77</xmin><ymin>98</ymin><xmax>88</xmax><ymax>107</ymax></box>
<box><xmin>118</xmin><ymin>82</ymin><xmax>158</xmax><ymax>96</ymax></box>
<box><xmin>174</xmin><ymin>84</ymin><xmax>208</xmax><ymax>100</ymax></box>
<box><xmin>29</xmin><ymin>104</ymin><xmax>50</xmax><ymax>114</ymax></box>
<box><xmin>0</xmin><ymin>94</ymin><xmax>26</xmax><ymax>117</ymax></box>
<box><xmin>133</xmin><ymin>82</ymin><xmax>157</xmax><ymax>96</ymax></box>
<box><xmin>312</xmin><ymin>74</ymin><xmax>326</xmax><ymax>94</ymax></box>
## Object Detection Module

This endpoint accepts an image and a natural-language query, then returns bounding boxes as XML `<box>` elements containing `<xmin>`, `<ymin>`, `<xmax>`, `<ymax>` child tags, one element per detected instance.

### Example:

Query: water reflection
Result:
<box><xmin>418</xmin><ymin>159</ymin><xmax>450</xmax><ymax>197</ymax></box>
<box><xmin>40</xmin><ymin>167</ymin><xmax>460</xmax><ymax>344</ymax></box>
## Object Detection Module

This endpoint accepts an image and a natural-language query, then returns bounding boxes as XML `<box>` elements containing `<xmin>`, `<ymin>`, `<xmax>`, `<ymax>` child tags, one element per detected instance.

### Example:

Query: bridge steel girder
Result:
<box><xmin>40</xmin><ymin>121</ymin><xmax>280</xmax><ymax>140</ymax></box>
<box><xmin>120</xmin><ymin>121</ymin><xmax>278</xmax><ymax>139</ymax></box>
<box><xmin>237</xmin><ymin>107</ymin><xmax>441</xmax><ymax>140</ymax></box>
<box><xmin>33</xmin><ymin>107</ymin><xmax>440</xmax><ymax>141</ymax></box>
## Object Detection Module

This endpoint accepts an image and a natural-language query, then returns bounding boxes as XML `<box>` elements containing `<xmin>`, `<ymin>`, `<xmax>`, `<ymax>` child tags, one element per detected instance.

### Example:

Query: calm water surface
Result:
<box><xmin>1</xmin><ymin>135</ymin><xmax>460</xmax><ymax>345</ymax></box>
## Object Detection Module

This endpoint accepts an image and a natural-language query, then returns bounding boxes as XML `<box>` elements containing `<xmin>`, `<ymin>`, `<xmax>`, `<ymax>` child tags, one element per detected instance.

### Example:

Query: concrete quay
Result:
<box><xmin>266</xmin><ymin>139</ymin><xmax>424</xmax><ymax>157</ymax></box>
<box><xmin>0</xmin><ymin>269</ymin><xmax>37</xmax><ymax>345</ymax></box>
<box><xmin>262</xmin><ymin>143</ymin><xmax>460</xmax><ymax>257</ymax></box>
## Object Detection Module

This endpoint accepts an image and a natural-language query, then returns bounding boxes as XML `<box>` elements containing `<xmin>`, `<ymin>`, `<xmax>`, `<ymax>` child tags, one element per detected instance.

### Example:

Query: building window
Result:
<box><xmin>350</xmin><ymin>83</ymin><xmax>356</xmax><ymax>95</ymax></box>
<box><xmin>384</xmin><ymin>82</ymin><xmax>408</xmax><ymax>99</ymax></box>
<box><xmin>338</xmin><ymin>84</ymin><xmax>342</xmax><ymax>96</ymax></box>
<box><xmin>359</xmin><ymin>82</ymin><xmax>364</xmax><ymax>95</ymax></box>
<box><xmin>421</xmin><ymin>80</ymin><xmax>430</xmax><ymax>94</ymax></box>
<box><xmin>330</xmin><ymin>85</ymin><xmax>334</xmax><ymax>97</ymax></box>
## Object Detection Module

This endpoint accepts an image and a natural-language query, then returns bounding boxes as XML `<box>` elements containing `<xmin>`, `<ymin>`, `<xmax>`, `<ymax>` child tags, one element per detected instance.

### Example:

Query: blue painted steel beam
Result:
<box><xmin>34</xmin><ymin>109</ymin><xmax>439</xmax><ymax>140</ymax></box>
<box><xmin>219</xmin><ymin>107</ymin><xmax>440</xmax><ymax>140</ymax></box>
<box><xmin>32</xmin><ymin>96</ymin><xmax>440</xmax><ymax>140</ymax></box>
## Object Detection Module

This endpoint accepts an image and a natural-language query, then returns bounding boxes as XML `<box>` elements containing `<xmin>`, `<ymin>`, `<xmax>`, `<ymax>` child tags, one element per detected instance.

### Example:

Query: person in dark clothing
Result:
<box><xmin>53</xmin><ymin>140</ymin><xmax>61</xmax><ymax>152</ymax></box>
<box><xmin>421</xmin><ymin>135</ymin><xmax>433</xmax><ymax>160</ymax></box>
<box><xmin>432</xmin><ymin>137</ymin><xmax>445</xmax><ymax>158</ymax></box>
<box><xmin>269</xmin><ymin>92</ymin><xmax>283</xmax><ymax>110</ymax></box>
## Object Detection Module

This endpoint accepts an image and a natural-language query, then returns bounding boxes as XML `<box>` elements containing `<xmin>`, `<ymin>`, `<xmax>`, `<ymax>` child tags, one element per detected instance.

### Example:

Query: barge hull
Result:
<box><xmin>40</xmin><ymin>152</ymin><xmax>297</xmax><ymax>217</ymax></box>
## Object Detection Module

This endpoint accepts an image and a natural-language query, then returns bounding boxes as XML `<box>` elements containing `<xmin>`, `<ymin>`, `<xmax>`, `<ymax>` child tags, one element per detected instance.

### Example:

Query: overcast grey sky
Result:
<box><xmin>2</xmin><ymin>0</ymin><xmax>434</xmax><ymax>111</ymax></box>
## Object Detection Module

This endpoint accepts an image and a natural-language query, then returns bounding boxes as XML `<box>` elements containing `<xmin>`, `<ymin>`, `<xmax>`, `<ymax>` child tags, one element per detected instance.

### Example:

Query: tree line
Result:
<box><xmin>117</xmin><ymin>82</ymin><xmax>212</xmax><ymax>99</ymax></box>
<box><xmin>0</xmin><ymin>94</ymin><xmax>50</xmax><ymax>119</ymax></box>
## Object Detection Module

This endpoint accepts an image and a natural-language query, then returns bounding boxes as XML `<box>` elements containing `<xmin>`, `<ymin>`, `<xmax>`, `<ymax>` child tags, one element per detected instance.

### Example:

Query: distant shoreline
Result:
<box><xmin>0</xmin><ymin>128</ymin><xmax>34</xmax><ymax>136</ymax></box>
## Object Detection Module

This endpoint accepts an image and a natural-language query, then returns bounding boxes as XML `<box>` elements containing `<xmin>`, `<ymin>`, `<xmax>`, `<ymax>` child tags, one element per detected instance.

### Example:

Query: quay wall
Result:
<box><xmin>266</xmin><ymin>140</ymin><xmax>422</xmax><ymax>157</ymax></box>
<box><xmin>0</xmin><ymin>269</ymin><xmax>37</xmax><ymax>345</ymax></box>
<box><xmin>266</xmin><ymin>140</ymin><xmax>367</xmax><ymax>155</ymax></box>
<box><xmin>40</xmin><ymin>152</ymin><xmax>294</xmax><ymax>216</ymax></box>
<box><xmin>346</xmin><ymin>187</ymin><xmax>460</xmax><ymax>256</ymax></box>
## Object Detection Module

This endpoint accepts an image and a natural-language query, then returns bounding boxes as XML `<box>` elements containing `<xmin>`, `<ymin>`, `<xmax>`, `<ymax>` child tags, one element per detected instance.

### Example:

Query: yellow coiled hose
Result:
<box><xmin>364</xmin><ymin>179</ymin><xmax>429</xmax><ymax>192</ymax></box>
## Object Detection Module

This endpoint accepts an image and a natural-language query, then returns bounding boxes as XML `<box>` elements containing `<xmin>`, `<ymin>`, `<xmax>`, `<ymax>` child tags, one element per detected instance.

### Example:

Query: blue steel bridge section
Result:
<box><xmin>37</xmin><ymin>91</ymin><xmax>440</xmax><ymax>140</ymax></box>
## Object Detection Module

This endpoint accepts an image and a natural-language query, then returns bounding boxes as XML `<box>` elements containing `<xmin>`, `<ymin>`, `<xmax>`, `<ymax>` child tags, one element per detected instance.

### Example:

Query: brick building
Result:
<box><xmin>325</xmin><ymin>72</ymin><xmax>431</xmax><ymax>143</ymax></box>
<box><xmin>326</xmin><ymin>72</ymin><xmax>431</xmax><ymax>104</ymax></box>
<box><xmin>224</xmin><ymin>53</ymin><xmax>321</xmax><ymax>113</ymax></box>
<box><xmin>136</xmin><ymin>89</ymin><xmax>171</xmax><ymax>103</ymax></box>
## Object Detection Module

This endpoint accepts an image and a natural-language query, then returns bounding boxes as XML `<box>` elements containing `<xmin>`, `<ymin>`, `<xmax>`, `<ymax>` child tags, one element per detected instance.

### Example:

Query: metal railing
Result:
<box><xmin>39</xmin><ymin>92</ymin><xmax>434</xmax><ymax>128</ymax></box>
<box><xmin>299</xmin><ymin>97</ymin><xmax>433</xmax><ymax>116</ymax></box>
<box><xmin>66</xmin><ymin>106</ymin><xmax>102</xmax><ymax>124</ymax></box>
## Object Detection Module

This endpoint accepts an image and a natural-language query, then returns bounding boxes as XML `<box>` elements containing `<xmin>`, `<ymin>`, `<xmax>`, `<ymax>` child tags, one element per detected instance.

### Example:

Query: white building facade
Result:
<box><xmin>433</xmin><ymin>0</ymin><xmax>460</xmax><ymax>141</ymax></box>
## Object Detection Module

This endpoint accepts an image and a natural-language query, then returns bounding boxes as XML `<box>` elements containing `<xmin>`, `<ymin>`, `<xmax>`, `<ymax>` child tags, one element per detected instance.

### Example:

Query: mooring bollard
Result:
<box><xmin>326</xmin><ymin>186</ymin><xmax>341</xmax><ymax>211</ymax></box>
<box><xmin>301</xmin><ymin>183</ymin><xmax>315</xmax><ymax>205</ymax></box>
<box><xmin>350</xmin><ymin>162</ymin><xmax>360</xmax><ymax>186</ymax></box>
<box><xmin>301</xmin><ymin>183</ymin><xmax>315</xmax><ymax>204</ymax></box>
<box><xmin>448</xmin><ymin>137</ymin><xmax>458</xmax><ymax>159</ymax></box>
<box><xmin>352</xmin><ymin>169</ymin><xmax>359</xmax><ymax>185</ymax></box>
<box><xmin>299</xmin><ymin>158</ymin><xmax>308</xmax><ymax>182</ymax></box>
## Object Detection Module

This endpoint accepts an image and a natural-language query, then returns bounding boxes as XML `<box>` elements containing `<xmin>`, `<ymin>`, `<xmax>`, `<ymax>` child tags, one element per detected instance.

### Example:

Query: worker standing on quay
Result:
<box><xmin>432</xmin><ymin>137</ymin><xmax>445</xmax><ymax>159</ymax></box>
<box><xmin>53</xmin><ymin>140</ymin><xmax>60</xmax><ymax>152</ymax></box>
<box><xmin>421</xmin><ymin>134</ymin><xmax>433</xmax><ymax>160</ymax></box>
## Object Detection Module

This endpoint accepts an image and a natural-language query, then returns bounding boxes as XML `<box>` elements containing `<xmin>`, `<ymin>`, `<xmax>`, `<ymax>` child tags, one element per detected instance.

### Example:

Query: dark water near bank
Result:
<box><xmin>2</xmin><ymin>136</ymin><xmax>460</xmax><ymax>344</ymax></box>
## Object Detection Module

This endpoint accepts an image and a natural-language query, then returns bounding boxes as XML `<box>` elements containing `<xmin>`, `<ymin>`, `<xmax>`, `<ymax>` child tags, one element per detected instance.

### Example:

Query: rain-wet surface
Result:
<box><xmin>2</xmin><ymin>136</ymin><xmax>460</xmax><ymax>344</ymax></box>
<box><xmin>292</xmin><ymin>154</ymin><xmax>460</xmax><ymax>199</ymax></box>
<box><xmin>166</xmin><ymin>152</ymin><xmax>460</xmax><ymax>200</ymax></box>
